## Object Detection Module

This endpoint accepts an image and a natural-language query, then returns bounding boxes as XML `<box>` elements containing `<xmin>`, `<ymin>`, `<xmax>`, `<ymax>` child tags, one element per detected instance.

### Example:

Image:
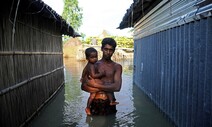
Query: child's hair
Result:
<box><xmin>85</xmin><ymin>47</ymin><xmax>97</xmax><ymax>59</ymax></box>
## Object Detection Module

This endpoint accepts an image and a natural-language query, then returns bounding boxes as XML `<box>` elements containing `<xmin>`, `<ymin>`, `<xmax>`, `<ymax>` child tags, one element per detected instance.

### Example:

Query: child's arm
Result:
<box><xmin>89</xmin><ymin>64</ymin><xmax>105</xmax><ymax>79</ymax></box>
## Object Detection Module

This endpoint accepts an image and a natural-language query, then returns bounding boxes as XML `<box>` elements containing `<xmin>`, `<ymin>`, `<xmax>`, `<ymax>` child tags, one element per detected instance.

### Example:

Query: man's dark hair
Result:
<box><xmin>101</xmin><ymin>38</ymin><xmax>117</xmax><ymax>50</ymax></box>
<box><xmin>85</xmin><ymin>47</ymin><xmax>97</xmax><ymax>59</ymax></box>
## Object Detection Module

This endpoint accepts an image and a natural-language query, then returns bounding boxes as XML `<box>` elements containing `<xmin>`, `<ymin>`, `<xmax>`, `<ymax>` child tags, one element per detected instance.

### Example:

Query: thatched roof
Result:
<box><xmin>64</xmin><ymin>37</ymin><xmax>82</xmax><ymax>47</ymax></box>
<box><xmin>2</xmin><ymin>0</ymin><xmax>80</xmax><ymax>37</ymax></box>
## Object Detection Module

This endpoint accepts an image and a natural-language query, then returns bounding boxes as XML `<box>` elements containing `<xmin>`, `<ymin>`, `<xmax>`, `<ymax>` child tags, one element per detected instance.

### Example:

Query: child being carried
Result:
<box><xmin>80</xmin><ymin>47</ymin><xmax>119</xmax><ymax>115</ymax></box>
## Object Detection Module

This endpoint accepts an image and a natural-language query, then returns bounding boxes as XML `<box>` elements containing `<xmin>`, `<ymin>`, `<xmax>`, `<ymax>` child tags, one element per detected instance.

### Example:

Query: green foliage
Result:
<box><xmin>84</xmin><ymin>37</ymin><xmax>92</xmax><ymax>44</ymax></box>
<box><xmin>114</xmin><ymin>36</ymin><xmax>134</xmax><ymax>48</ymax></box>
<box><xmin>62</xmin><ymin>0</ymin><xmax>83</xmax><ymax>31</ymax></box>
<box><xmin>62</xmin><ymin>0</ymin><xmax>83</xmax><ymax>44</ymax></box>
<box><xmin>83</xmin><ymin>36</ymin><xmax>134</xmax><ymax>48</ymax></box>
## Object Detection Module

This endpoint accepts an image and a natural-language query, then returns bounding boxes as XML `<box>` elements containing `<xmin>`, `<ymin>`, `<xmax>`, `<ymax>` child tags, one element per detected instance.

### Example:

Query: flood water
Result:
<box><xmin>29</xmin><ymin>58</ymin><xmax>174</xmax><ymax>127</ymax></box>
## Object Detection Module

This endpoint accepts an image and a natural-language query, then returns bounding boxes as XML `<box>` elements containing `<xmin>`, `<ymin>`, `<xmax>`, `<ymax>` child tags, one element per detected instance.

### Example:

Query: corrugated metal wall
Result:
<box><xmin>133</xmin><ymin>16</ymin><xmax>212</xmax><ymax>127</ymax></box>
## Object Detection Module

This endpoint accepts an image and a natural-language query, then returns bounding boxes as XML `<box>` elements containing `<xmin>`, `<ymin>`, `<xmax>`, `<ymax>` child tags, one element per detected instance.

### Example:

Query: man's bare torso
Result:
<box><xmin>95</xmin><ymin>59</ymin><xmax>118</xmax><ymax>84</ymax></box>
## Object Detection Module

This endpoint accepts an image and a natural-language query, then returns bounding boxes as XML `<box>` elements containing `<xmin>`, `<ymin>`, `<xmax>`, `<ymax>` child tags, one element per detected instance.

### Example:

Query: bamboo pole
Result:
<box><xmin>0</xmin><ymin>51</ymin><xmax>63</xmax><ymax>55</ymax></box>
<box><xmin>0</xmin><ymin>66</ymin><xmax>64</xmax><ymax>96</ymax></box>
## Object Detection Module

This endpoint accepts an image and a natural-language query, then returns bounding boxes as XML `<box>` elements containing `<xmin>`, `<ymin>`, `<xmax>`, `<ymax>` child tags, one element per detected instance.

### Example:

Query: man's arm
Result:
<box><xmin>87</xmin><ymin>64</ymin><xmax>122</xmax><ymax>92</ymax></box>
<box><xmin>81</xmin><ymin>82</ymin><xmax>101</xmax><ymax>93</ymax></box>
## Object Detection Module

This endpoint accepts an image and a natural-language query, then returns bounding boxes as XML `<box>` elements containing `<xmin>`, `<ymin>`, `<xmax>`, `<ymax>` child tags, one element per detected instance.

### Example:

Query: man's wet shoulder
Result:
<box><xmin>114</xmin><ymin>62</ymin><xmax>122</xmax><ymax>66</ymax></box>
<box><xmin>95</xmin><ymin>60</ymin><xmax>102</xmax><ymax>65</ymax></box>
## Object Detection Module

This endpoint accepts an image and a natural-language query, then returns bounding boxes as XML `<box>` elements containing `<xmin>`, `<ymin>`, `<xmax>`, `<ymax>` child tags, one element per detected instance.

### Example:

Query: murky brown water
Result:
<box><xmin>29</xmin><ymin>58</ymin><xmax>174</xmax><ymax>127</ymax></box>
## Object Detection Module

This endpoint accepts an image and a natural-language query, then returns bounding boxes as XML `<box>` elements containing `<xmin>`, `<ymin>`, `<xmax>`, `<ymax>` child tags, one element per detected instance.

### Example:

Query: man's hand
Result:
<box><xmin>81</xmin><ymin>83</ymin><xmax>100</xmax><ymax>93</ymax></box>
<box><xmin>87</xmin><ymin>75</ymin><xmax>97</xmax><ymax>87</ymax></box>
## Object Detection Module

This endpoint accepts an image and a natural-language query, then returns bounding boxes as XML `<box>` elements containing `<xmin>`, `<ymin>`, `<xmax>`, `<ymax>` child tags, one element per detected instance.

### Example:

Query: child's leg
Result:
<box><xmin>86</xmin><ymin>93</ymin><xmax>96</xmax><ymax>115</ymax></box>
<box><xmin>106</xmin><ymin>92</ymin><xmax>119</xmax><ymax>105</ymax></box>
<box><xmin>87</xmin><ymin>93</ymin><xmax>96</xmax><ymax>108</ymax></box>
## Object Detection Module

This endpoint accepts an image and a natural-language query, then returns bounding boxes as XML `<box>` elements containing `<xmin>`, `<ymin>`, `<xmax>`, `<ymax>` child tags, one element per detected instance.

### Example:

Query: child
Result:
<box><xmin>80</xmin><ymin>47</ymin><xmax>119</xmax><ymax>115</ymax></box>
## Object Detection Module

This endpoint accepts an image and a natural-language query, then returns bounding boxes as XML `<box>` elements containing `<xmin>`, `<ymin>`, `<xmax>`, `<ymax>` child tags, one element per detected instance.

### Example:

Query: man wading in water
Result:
<box><xmin>81</xmin><ymin>37</ymin><xmax>122</xmax><ymax>115</ymax></box>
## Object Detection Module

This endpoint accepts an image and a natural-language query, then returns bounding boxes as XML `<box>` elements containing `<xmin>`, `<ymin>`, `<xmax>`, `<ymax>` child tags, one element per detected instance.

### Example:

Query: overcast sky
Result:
<box><xmin>42</xmin><ymin>0</ymin><xmax>133</xmax><ymax>37</ymax></box>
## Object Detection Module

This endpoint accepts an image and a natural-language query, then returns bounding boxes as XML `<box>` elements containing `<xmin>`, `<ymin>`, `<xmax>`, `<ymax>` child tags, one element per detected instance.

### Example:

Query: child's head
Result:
<box><xmin>85</xmin><ymin>47</ymin><xmax>98</xmax><ymax>64</ymax></box>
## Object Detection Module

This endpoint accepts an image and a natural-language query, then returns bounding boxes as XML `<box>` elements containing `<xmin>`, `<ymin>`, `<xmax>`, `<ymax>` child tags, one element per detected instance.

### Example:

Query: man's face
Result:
<box><xmin>102</xmin><ymin>44</ymin><xmax>115</xmax><ymax>60</ymax></box>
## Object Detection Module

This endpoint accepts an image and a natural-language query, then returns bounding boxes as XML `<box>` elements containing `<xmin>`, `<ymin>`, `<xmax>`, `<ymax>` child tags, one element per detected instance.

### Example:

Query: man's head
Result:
<box><xmin>101</xmin><ymin>38</ymin><xmax>117</xmax><ymax>51</ymax></box>
<box><xmin>101</xmin><ymin>38</ymin><xmax>117</xmax><ymax>60</ymax></box>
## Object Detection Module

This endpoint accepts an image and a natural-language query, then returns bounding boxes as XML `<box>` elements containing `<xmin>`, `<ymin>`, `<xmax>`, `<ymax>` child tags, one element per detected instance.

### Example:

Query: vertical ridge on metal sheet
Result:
<box><xmin>133</xmin><ymin>16</ymin><xmax>212</xmax><ymax>126</ymax></box>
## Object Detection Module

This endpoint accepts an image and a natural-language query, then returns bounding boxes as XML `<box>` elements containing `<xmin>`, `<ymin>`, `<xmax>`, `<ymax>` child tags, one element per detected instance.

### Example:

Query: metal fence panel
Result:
<box><xmin>133</xmin><ymin>17</ymin><xmax>212</xmax><ymax>127</ymax></box>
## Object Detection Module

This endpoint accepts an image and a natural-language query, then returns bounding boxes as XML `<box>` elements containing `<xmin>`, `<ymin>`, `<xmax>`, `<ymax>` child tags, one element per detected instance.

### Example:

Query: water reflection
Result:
<box><xmin>29</xmin><ymin>58</ymin><xmax>174</xmax><ymax>127</ymax></box>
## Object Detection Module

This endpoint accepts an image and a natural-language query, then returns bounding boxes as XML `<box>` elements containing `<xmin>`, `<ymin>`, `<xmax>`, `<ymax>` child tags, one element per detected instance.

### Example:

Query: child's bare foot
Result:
<box><xmin>85</xmin><ymin>107</ymin><xmax>91</xmax><ymax>115</ymax></box>
<box><xmin>110</xmin><ymin>101</ymin><xmax>119</xmax><ymax>105</ymax></box>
